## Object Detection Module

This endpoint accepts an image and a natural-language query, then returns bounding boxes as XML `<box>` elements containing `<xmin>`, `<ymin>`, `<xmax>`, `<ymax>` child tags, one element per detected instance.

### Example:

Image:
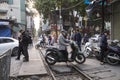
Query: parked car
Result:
<box><xmin>0</xmin><ymin>37</ymin><xmax>19</xmax><ymax>56</ymax></box>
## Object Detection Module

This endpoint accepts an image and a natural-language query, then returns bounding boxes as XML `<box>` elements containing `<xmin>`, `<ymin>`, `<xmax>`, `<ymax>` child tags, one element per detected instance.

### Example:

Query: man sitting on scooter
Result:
<box><xmin>58</xmin><ymin>30</ymin><xmax>69</xmax><ymax>61</ymax></box>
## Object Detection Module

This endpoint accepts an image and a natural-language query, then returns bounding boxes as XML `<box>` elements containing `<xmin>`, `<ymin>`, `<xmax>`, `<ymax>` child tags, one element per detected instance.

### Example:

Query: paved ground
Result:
<box><xmin>10</xmin><ymin>45</ymin><xmax>47</xmax><ymax>77</ymax></box>
<box><xmin>10</xmin><ymin>42</ymin><xmax>120</xmax><ymax>80</ymax></box>
<box><xmin>76</xmin><ymin>58</ymin><xmax>120</xmax><ymax>80</ymax></box>
<box><xmin>40</xmin><ymin>44</ymin><xmax>120</xmax><ymax>80</ymax></box>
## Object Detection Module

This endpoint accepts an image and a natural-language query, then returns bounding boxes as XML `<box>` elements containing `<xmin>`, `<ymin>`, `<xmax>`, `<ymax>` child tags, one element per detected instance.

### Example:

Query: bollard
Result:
<box><xmin>0</xmin><ymin>49</ymin><xmax>11</xmax><ymax>80</ymax></box>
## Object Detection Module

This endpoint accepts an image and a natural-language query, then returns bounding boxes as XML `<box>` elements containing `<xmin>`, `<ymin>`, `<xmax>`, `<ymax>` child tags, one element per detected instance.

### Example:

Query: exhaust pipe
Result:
<box><xmin>47</xmin><ymin>56</ymin><xmax>55</xmax><ymax>61</ymax></box>
<box><xmin>107</xmin><ymin>55</ymin><xmax>120</xmax><ymax>61</ymax></box>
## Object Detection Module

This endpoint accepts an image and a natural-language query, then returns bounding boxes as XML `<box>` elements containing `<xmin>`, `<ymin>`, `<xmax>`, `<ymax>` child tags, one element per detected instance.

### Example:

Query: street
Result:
<box><xmin>10</xmin><ymin>42</ymin><xmax>120</xmax><ymax>80</ymax></box>
<box><xmin>0</xmin><ymin>0</ymin><xmax>120</xmax><ymax>80</ymax></box>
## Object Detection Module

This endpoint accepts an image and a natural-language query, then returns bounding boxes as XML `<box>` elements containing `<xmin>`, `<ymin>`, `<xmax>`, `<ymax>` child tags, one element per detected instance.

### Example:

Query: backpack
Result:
<box><xmin>27</xmin><ymin>36</ymin><xmax>32</xmax><ymax>44</ymax></box>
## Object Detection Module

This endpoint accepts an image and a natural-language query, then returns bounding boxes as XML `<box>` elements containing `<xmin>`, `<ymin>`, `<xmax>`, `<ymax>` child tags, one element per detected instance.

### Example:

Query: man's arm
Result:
<box><xmin>59</xmin><ymin>36</ymin><xmax>69</xmax><ymax>46</ymax></box>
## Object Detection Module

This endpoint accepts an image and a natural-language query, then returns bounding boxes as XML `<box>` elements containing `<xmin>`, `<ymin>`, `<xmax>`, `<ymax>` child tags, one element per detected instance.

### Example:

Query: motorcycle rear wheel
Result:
<box><xmin>45</xmin><ymin>52</ymin><xmax>56</xmax><ymax>65</ymax></box>
<box><xmin>106</xmin><ymin>52</ymin><xmax>120</xmax><ymax>65</ymax></box>
<box><xmin>75</xmin><ymin>53</ymin><xmax>86</xmax><ymax>64</ymax></box>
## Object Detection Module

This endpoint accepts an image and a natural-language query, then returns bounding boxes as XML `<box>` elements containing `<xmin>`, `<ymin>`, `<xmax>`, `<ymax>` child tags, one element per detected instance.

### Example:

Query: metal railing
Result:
<box><xmin>0</xmin><ymin>49</ymin><xmax>11</xmax><ymax>80</ymax></box>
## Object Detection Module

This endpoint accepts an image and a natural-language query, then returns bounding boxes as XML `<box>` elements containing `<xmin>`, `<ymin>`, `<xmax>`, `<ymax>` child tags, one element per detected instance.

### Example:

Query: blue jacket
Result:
<box><xmin>75</xmin><ymin>32</ymin><xmax>82</xmax><ymax>43</ymax></box>
<box><xmin>100</xmin><ymin>34</ymin><xmax>108</xmax><ymax>47</ymax></box>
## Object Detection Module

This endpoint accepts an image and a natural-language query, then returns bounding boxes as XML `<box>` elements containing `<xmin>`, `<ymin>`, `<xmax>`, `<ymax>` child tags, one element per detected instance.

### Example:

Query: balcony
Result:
<box><xmin>0</xmin><ymin>2</ymin><xmax>8</xmax><ymax>11</ymax></box>
<box><xmin>0</xmin><ymin>2</ymin><xmax>8</xmax><ymax>19</ymax></box>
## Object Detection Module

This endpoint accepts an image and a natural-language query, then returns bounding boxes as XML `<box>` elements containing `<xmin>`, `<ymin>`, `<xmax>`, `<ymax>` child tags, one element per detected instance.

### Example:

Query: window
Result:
<box><xmin>0</xmin><ymin>39</ymin><xmax>14</xmax><ymax>44</ymax></box>
<box><xmin>8</xmin><ymin>0</ymin><xmax>13</xmax><ymax>4</ymax></box>
<box><xmin>0</xmin><ymin>0</ymin><xmax>8</xmax><ymax>3</ymax></box>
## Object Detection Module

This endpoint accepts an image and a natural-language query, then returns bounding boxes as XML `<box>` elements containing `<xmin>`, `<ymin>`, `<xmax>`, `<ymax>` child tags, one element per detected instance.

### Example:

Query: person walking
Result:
<box><xmin>16</xmin><ymin>30</ymin><xmax>24</xmax><ymax>60</ymax></box>
<box><xmin>51</xmin><ymin>35</ymin><xmax>55</xmax><ymax>46</ymax></box>
<box><xmin>99</xmin><ymin>31</ymin><xmax>108</xmax><ymax>65</ymax></box>
<box><xmin>83</xmin><ymin>33</ymin><xmax>89</xmax><ymax>45</ymax></box>
<box><xmin>74</xmin><ymin>29</ymin><xmax>82</xmax><ymax>51</ymax></box>
<box><xmin>48</xmin><ymin>35</ymin><xmax>52</xmax><ymax>45</ymax></box>
<box><xmin>16</xmin><ymin>30</ymin><xmax>29</xmax><ymax>62</ymax></box>
<box><xmin>21</xmin><ymin>31</ymin><xmax>30</xmax><ymax>62</ymax></box>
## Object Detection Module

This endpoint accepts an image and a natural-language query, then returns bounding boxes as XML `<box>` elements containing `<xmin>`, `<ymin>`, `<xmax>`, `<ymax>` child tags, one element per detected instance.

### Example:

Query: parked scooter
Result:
<box><xmin>35</xmin><ymin>38</ymin><xmax>46</xmax><ymax>49</ymax></box>
<box><xmin>45</xmin><ymin>41</ymin><xmax>86</xmax><ymax>65</ymax></box>
<box><xmin>106</xmin><ymin>40</ymin><xmax>120</xmax><ymax>65</ymax></box>
<box><xmin>83</xmin><ymin>39</ymin><xmax>100</xmax><ymax>58</ymax></box>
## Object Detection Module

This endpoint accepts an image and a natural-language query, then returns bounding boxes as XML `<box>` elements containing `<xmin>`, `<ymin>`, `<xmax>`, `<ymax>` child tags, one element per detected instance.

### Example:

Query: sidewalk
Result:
<box><xmin>10</xmin><ymin>45</ymin><xmax>47</xmax><ymax>77</ymax></box>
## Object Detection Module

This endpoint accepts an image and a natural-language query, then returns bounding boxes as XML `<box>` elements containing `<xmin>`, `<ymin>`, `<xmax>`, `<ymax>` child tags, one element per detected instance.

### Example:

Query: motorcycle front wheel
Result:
<box><xmin>75</xmin><ymin>53</ymin><xmax>86</xmax><ymax>64</ymax></box>
<box><xmin>84</xmin><ymin>49</ymin><xmax>92</xmax><ymax>58</ymax></box>
<box><xmin>45</xmin><ymin>52</ymin><xmax>56</xmax><ymax>65</ymax></box>
<box><xmin>106</xmin><ymin>52</ymin><xmax>120</xmax><ymax>65</ymax></box>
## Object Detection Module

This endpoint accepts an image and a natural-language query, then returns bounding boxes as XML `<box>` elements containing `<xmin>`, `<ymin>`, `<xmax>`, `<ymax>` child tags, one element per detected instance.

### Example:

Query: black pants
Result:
<box><xmin>22</xmin><ymin>44</ymin><xmax>29</xmax><ymax>61</ymax></box>
<box><xmin>71</xmin><ymin>51</ymin><xmax>77</xmax><ymax>60</ymax></box>
<box><xmin>100</xmin><ymin>46</ymin><xmax>107</xmax><ymax>62</ymax></box>
<box><xmin>76</xmin><ymin>41</ymin><xmax>81</xmax><ymax>51</ymax></box>
<box><xmin>17</xmin><ymin>43</ymin><xmax>24</xmax><ymax>59</ymax></box>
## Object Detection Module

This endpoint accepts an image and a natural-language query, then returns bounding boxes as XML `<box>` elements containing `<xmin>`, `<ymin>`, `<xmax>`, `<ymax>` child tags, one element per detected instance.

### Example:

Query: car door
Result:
<box><xmin>0</xmin><ymin>38</ymin><xmax>14</xmax><ymax>53</ymax></box>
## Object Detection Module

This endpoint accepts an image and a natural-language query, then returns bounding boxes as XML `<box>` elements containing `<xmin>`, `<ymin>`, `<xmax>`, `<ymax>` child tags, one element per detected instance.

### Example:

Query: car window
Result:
<box><xmin>0</xmin><ymin>39</ymin><xmax>14</xmax><ymax>44</ymax></box>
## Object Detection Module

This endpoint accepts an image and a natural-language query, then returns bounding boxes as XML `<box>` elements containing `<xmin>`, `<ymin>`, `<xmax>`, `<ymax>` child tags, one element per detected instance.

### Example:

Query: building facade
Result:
<box><xmin>111</xmin><ymin>0</ymin><xmax>120</xmax><ymax>40</ymax></box>
<box><xmin>0</xmin><ymin>2</ymin><xmax>8</xmax><ymax>19</ymax></box>
<box><xmin>0</xmin><ymin>0</ymin><xmax>27</xmax><ymax>37</ymax></box>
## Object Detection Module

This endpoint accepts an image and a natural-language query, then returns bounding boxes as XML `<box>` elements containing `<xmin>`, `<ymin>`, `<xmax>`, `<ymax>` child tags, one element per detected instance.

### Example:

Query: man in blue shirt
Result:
<box><xmin>74</xmin><ymin>29</ymin><xmax>82</xmax><ymax>51</ymax></box>
<box><xmin>100</xmin><ymin>31</ymin><xmax>108</xmax><ymax>65</ymax></box>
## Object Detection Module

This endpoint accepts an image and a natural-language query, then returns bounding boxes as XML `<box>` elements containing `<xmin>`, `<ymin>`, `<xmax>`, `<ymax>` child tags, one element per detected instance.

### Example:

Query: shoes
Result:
<box><xmin>23</xmin><ymin>59</ymin><xmax>29</xmax><ymax>62</ymax></box>
<box><xmin>100</xmin><ymin>62</ymin><xmax>105</xmax><ymax>65</ymax></box>
<box><xmin>15</xmin><ymin>58</ymin><xmax>20</xmax><ymax>60</ymax></box>
<box><xmin>23</xmin><ymin>57</ymin><xmax>29</xmax><ymax>62</ymax></box>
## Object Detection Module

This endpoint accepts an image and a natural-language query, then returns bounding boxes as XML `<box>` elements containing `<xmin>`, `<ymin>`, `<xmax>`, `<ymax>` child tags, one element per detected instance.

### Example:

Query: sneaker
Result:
<box><xmin>23</xmin><ymin>59</ymin><xmax>29</xmax><ymax>62</ymax></box>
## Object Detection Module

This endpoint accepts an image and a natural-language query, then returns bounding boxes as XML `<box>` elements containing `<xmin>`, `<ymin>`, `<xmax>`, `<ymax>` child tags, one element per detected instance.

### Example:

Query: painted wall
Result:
<box><xmin>20</xmin><ymin>0</ymin><xmax>26</xmax><ymax>25</ymax></box>
<box><xmin>7</xmin><ymin>0</ymin><xmax>21</xmax><ymax>23</ymax></box>
<box><xmin>0</xmin><ymin>3</ymin><xmax>8</xmax><ymax>19</ymax></box>
<box><xmin>111</xmin><ymin>1</ymin><xmax>120</xmax><ymax>40</ymax></box>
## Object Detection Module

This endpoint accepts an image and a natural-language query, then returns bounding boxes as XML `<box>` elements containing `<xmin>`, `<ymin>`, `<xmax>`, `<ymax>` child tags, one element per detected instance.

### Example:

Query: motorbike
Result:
<box><xmin>106</xmin><ymin>40</ymin><xmax>120</xmax><ymax>65</ymax></box>
<box><xmin>35</xmin><ymin>38</ymin><xmax>46</xmax><ymax>49</ymax></box>
<box><xmin>83</xmin><ymin>39</ymin><xmax>100</xmax><ymax>58</ymax></box>
<box><xmin>45</xmin><ymin>41</ymin><xmax>86</xmax><ymax>65</ymax></box>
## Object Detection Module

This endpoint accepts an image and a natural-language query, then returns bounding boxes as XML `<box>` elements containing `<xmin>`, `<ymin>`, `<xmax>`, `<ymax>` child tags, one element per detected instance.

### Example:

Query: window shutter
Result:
<box><xmin>8</xmin><ymin>0</ymin><xmax>13</xmax><ymax>4</ymax></box>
